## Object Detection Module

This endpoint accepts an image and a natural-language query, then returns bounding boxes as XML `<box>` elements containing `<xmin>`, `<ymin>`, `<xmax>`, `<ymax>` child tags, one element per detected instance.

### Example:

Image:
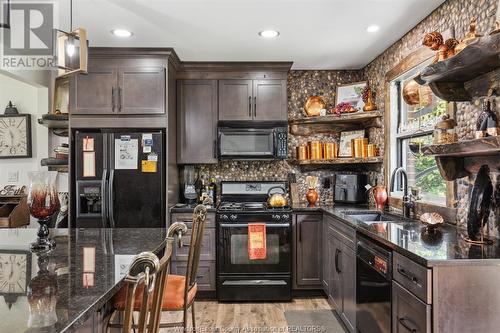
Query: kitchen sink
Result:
<box><xmin>343</xmin><ymin>210</ymin><xmax>398</xmax><ymax>223</ymax></box>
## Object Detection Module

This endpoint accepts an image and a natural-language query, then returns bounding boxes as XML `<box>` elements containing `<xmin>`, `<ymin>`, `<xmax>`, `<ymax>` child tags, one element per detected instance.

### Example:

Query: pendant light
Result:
<box><xmin>0</xmin><ymin>0</ymin><xmax>10</xmax><ymax>29</ymax></box>
<box><xmin>66</xmin><ymin>0</ymin><xmax>76</xmax><ymax>57</ymax></box>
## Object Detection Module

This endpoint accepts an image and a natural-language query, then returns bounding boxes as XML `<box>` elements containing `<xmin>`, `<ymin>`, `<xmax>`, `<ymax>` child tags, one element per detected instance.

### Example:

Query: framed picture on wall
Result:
<box><xmin>336</xmin><ymin>81</ymin><xmax>367</xmax><ymax>111</ymax></box>
<box><xmin>339</xmin><ymin>130</ymin><xmax>365</xmax><ymax>157</ymax></box>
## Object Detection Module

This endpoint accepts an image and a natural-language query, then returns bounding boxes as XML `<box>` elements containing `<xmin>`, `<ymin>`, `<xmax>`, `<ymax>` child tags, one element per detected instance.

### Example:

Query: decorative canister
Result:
<box><xmin>367</xmin><ymin>144</ymin><xmax>377</xmax><ymax>157</ymax></box>
<box><xmin>362</xmin><ymin>138</ymin><xmax>369</xmax><ymax>158</ymax></box>
<box><xmin>353</xmin><ymin>138</ymin><xmax>364</xmax><ymax>158</ymax></box>
<box><xmin>324</xmin><ymin>142</ymin><xmax>337</xmax><ymax>159</ymax></box>
<box><xmin>296</xmin><ymin>145</ymin><xmax>309</xmax><ymax>160</ymax></box>
<box><xmin>309</xmin><ymin>141</ymin><xmax>322</xmax><ymax>160</ymax></box>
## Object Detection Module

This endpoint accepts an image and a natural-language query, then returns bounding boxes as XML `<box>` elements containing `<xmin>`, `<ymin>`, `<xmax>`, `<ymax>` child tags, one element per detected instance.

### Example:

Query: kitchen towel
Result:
<box><xmin>248</xmin><ymin>223</ymin><xmax>267</xmax><ymax>260</ymax></box>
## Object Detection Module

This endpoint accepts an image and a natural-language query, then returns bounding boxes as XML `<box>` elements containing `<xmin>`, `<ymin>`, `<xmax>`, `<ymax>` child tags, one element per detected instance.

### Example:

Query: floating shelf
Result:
<box><xmin>37</xmin><ymin>114</ymin><xmax>69</xmax><ymax>129</ymax></box>
<box><xmin>414</xmin><ymin>33</ymin><xmax>500</xmax><ymax>101</ymax></box>
<box><xmin>41</xmin><ymin>158</ymin><xmax>69</xmax><ymax>172</ymax></box>
<box><xmin>289</xmin><ymin>111</ymin><xmax>382</xmax><ymax>136</ymax></box>
<box><xmin>288</xmin><ymin>157</ymin><xmax>383</xmax><ymax>171</ymax></box>
<box><xmin>421</xmin><ymin>136</ymin><xmax>500</xmax><ymax>180</ymax></box>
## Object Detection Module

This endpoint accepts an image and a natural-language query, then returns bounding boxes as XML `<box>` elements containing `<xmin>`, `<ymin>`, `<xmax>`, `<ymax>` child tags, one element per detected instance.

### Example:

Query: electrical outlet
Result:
<box><xmin>8</xmin><ymin>171</ymin><xmax>19</xmax><ymax>183</ymax></box>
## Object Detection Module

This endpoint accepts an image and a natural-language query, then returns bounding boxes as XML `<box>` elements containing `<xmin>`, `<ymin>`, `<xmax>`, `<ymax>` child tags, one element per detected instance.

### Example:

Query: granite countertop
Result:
<box><xmin>0</xmin><ymin>228</ymin><xmax>167</xmax><ymax>333</ymax></box>
<box><xmin>170</xmin><ymin>204</ymin><xmax>216</xmax><ymax>213</ymax></box>
<box><xmin>292</xmin><ymin>203</ymin><xmax>500</xmax><ymax>267</ymax></box>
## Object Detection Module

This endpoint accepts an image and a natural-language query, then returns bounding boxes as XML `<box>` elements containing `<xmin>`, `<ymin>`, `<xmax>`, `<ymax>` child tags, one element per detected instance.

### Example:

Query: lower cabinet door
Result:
<box><xmin>171</xmin><ymin>261</ymin><xmax>216</xmax><ymax>291</ymax></box>
<box><xmin>392</xmin><ymin>281</ymin><xmax>432</xmax><ymax>333</ymax></box>
<box><xmin>328</xmin><ymin>228</ymin><xmax>342</xmax><ymax>311</ymax></box>
<box><xmin>341</xmin><ymin>244</ymin><xmax>356</xmax><ymax>333</ymax></box>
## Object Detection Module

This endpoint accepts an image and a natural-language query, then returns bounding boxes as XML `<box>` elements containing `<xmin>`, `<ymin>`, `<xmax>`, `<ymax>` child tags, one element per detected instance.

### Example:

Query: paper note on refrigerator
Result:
<box><xmin>115</xmin><ymin>138</ymin><xmax>138</xmax><ymax>169</ymax></box>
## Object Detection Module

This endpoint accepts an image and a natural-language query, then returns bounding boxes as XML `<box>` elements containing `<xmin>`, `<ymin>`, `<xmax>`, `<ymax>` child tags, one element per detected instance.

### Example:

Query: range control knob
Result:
<box><xmin>221</xmin><ymin>214</ymin><xmax>229</xmax><ymax>220</ymax></box>
<box><xmin>230</xmin><ymin>214</ymin><xmax>237</xmax><ymax>220</ymax></box>
<box><xmin>282</xmin><ymin>214</ymin><xmax>289</xmax><ymax>220</ymax></box>
<box><xmin>273</xmin><ymin>214</ymin><xmax>281</xmax><ymax>220</ymax></box>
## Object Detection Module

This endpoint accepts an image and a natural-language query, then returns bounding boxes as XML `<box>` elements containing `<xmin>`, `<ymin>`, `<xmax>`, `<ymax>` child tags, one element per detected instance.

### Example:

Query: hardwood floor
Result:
<box><xmin>159</xmin><ymin>297</ymin><xmax>331</xmax><ymax>332</ymax></box>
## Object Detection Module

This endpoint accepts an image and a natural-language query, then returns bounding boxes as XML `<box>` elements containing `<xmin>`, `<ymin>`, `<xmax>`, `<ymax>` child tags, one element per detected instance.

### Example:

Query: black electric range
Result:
<box><xmin>216</xmin><ymin>181</ymin><xmax>292</xmax><ymax>301</ymax></box>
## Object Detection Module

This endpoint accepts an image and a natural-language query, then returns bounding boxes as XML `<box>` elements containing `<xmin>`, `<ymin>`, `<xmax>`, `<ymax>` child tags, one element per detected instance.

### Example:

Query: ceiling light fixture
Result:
<box><xmin>111</xmin><ymin>29</ymin><xmax>133</xmax><ymax>38</ymax></box>
<box><xmin>259</xmin><ymin>30</ymin><xmax>280</xmax><ymax>38</ymax></box>
<box><xmin>366</xmin><ymin>25</ymin><xmax>380</xmax><ymax>33</ymax></box>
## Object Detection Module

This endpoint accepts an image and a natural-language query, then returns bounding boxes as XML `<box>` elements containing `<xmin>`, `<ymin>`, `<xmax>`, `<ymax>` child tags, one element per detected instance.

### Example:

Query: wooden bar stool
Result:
<box><xmin>110</xmin><ymin>205</ymin><xmax>208</xmax><ymax>333</ymax></box>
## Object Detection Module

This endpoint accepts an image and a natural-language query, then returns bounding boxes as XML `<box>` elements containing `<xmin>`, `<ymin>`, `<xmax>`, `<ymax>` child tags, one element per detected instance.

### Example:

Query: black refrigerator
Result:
<box><xmin>71</xmin><ymin>129</ymin><xmax>165</xmax><ymax>228</ymax></box>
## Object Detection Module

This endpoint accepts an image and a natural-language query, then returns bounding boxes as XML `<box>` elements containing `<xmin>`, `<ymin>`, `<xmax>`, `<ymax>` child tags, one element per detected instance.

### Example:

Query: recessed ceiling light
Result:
<box><xmin>259</xmin><ymin>30</ymin><xmax>280</xmax><ymax>38</ymax></box>
<box><xmin>111</xmin><ymin>29</ymin><xmax>133</xmax><ymax>38</ymax></box>
<box><xmin>366</xmin><ymin>25</ymin><xmax>380</xmax><ymax>33</ymax></box>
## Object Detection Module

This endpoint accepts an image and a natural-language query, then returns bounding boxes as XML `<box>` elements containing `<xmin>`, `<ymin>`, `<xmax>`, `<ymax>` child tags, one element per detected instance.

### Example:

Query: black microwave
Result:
<box><xmin>218</xmin><ymin>122</ymin><xmax>288</xmax><ymax>160</ymax></box>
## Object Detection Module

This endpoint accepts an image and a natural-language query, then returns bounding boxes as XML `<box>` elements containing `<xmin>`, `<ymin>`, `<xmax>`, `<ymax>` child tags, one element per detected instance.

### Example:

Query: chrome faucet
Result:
<box><xmin>390</xmin><ymin>167</ymin><xmax>414</xmax><ymax>218</ymax></box>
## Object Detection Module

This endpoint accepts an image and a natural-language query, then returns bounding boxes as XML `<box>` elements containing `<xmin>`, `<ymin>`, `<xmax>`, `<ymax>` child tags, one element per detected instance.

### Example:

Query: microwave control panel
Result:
<box><xmin>276</xmin><ymin>130</ymin><xmax>288</xmax><ymax>159</ymax></box>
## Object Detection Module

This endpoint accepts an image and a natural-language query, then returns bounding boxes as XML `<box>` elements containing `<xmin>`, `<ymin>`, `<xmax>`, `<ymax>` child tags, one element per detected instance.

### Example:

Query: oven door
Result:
<box><xmin>218</xmin><ymin>222</ymin><xmax>291</xmax><ymax>275</ymax></box>
<box><xmin>218</xmin><ymin>129</ymin><xmax>275</xmax><ymax>158</ymax></box>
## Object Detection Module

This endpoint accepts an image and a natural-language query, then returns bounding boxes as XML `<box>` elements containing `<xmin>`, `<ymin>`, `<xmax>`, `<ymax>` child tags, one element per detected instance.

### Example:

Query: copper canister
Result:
<box><xmin>353</xmin><ymin>138</ymin><xmax>364</xmax><ymax>158</ymax></box>
<box><xmin>324</xmin><ymin>142</ymin><xmax>336</xmax><ymax>159</ymax></box>
<box><xmin>297</xmin><ymin>145</ymin><xmax>309</xmax><ymax>160</ymax></box>
<box><xmin>367</xmin><ymin>144</ymin><xmax>376</xmax><ymax>157</ymax></box>
<box><xmin>309</xmin><ymin>141</ymin><xmax>322</xmax><ymax>160</ymax></box>
<box><xmin>362</xmin><ymin>138</ymin><xmax>369</xmax><ymax>158</ymax></box>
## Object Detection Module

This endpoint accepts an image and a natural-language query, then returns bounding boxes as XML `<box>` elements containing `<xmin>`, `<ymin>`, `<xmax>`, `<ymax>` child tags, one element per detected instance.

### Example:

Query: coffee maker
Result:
<box><xmin>180</xmin><ymin>165</ymin><xmax>198</xmax><ymax>206</ymax></box>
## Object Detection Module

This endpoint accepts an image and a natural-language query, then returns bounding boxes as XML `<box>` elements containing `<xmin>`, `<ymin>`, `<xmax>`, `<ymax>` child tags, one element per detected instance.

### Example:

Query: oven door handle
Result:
<box><xmin>219</xmin><ymin>223</ymin><xmax>290</xmax><ymax>228</ymax></box>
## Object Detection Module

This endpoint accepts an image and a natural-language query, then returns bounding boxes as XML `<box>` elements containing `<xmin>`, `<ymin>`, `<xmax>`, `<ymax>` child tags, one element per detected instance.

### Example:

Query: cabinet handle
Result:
<box><xmin>398</xmin><ymin>317</ymin><xmax>418</xmax><ymax>333</ymax></box>
<box><xmin>299</xmin><ymin>221</ymin><xmax>302</xmax><ymax>242</ymax></box>
<box><xmin>248</xmin><ymin>96</ymin><xmax>252</xmax><ymax>117</ymax></box>
<box><xmin>254</xmin><ymin>96</ymin><xmax>257</xmax><ymax>117</ymax></box>
<box><xmin>111</xmin><ymin>88</ymin><xmax>116</xmax><ymax>112</ymax></box>
<box><xmin>335</xmin><ymin>249</ymin><xmax>342</xmax><ymax>273</ymax></box>
<box><xmin>118</xmin><ymin>87</ymin><xmax>123</xmax><ymax>112</ymax></box>
<box><xmin>397</xmin><ymin>266</ymin><xmax>422</xmax><ymax>287</ymax></box>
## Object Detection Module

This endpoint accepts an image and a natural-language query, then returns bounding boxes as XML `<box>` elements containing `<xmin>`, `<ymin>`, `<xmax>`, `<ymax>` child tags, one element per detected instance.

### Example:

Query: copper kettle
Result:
<box><xmin>267</xmin><ymin>186</ymin><xmax>288</xmax><ymax>208</ymax></box>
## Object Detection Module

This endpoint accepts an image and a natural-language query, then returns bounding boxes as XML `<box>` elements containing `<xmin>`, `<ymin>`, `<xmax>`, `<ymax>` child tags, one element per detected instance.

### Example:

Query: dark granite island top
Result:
<box><xmin>0</xmin><ymin>228</ymin><xmax>166</xmax><ymax>333</ymax></box>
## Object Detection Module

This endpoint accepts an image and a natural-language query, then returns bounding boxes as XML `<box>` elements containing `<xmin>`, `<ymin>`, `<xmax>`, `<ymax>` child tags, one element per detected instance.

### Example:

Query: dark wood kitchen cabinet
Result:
<box><xmin>177</xmin><ymin>80</ymin><xmax>218</xmax><ymax>164</ymax></box>
<box><xmin>219</xmin><ymin>79</ymin><xmax>287</xmax><ymax>122</ymax></box>
<box><xmin>293</xmin><ymin>213</ymin><xmax>322</xmax><ymax>289</ymax></box>
<box><xmin>170</xmin><ymin>212</ymin><xmax>216</xmax><ymax>291</ymax></box>
<box><xmin>71</xmin><ymin>61</ymin><xmax>165</xmax><ymax>115</ymax></box>
<box><xmin>324</xmin><ymin>215</ymin><xmax>356</xmax><ymax>333</ymax></box>
<box><xmin>218</xmin><ymin>80</ymin><xmax>253</xmax><ymax>121</ymax></box>
<box><xmin>71</xmin><ymin>66</ymin><xmax>117</xmax><ymax>115</ymax></box>
<box><xmin>392</xmin><ymin>281</ymin><xmax>431</xmax><ymax>333</ymax></box>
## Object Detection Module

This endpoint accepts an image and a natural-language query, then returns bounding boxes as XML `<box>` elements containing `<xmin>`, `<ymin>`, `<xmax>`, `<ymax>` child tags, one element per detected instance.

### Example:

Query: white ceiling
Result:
<box><xmin>69</xmin><ymin>0</ymin><xmax>446</xmax><ymax>69</ymax></box>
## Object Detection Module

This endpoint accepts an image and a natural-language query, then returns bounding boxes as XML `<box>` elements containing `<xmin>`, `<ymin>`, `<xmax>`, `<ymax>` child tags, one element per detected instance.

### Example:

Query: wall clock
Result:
<box><xmin>0</xmin><ymin>112</ymin><xmax>32</xmax><ymax>159</ymax></box>
<box><xmin>0</xmin><ymin>250</ymin><xmax>32</xmax><ymax>308</ymax></box>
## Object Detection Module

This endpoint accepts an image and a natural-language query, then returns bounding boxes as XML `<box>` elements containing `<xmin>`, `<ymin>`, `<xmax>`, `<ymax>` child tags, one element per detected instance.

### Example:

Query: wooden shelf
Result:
<box><xmin>414</xmin><ymin>33</ymin><xmax>500</xmax><ymax>101</ymax></box>
<box><xmin>289</xmin><ymin>157</ymin><xmax>383</xmax><ymax>171</ymax></box>
<box><xmin>289</xmin><ymin>111</ymin><xmax>382</xmax><ymax>136</ymax></box>
<box><xmin>37</xmin><ymin>114</ymin><xmax>69</xmax><ymax>129</ymax></box>
<box><xmin>41</xmin><ymin>158</ymin><xmax>69</xmax><ymax>172</ymax></box>
<box><xmin>421</xmin><ymin>136</ymin><xmax>500</xmax><ymax>157</ymax></box>
<box><xmin>421</xmin><ymin>136</ymin><xmax>500</xmax><ymax>180</ymax></box>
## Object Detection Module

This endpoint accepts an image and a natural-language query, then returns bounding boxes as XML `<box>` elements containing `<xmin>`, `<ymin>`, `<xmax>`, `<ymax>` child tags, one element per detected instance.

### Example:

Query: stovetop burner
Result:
<box><xmin>218</xmin><ymin>201</ymin><xmax>291</xmax><ymax>212</ymax></box>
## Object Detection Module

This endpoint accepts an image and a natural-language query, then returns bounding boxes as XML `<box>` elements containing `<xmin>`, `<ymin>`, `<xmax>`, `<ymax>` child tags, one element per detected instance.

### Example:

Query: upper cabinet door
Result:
<box><xmin>71</xmin><ymin>67</ymin><xmax>117</xmax><ymax>115</ymax></box>
<box><xmin>218</xmin><ymin>80</ymin><xmax>253</xmax><ymax>121</ymax></box>
<box><xmin>177</xmin><ymin>80</ymin><xmax>218</xmax><ymax>164</ymax></box>
<box><xmin>253</xmin><ymin>80</ymin><xmax>287</xmax><ymax>121</ymax></box>
<box><xmin>118</xmin><ymin>67</ymin><xmax>166</xmax><ymax>114</ymax></box>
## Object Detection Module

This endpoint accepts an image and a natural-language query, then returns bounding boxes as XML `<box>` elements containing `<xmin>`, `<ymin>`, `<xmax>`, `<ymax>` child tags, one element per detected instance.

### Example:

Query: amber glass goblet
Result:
<box><xmin>27</xmin><ymin>171</ymin><xmax>60</xmax><ymax>252</ymax></box>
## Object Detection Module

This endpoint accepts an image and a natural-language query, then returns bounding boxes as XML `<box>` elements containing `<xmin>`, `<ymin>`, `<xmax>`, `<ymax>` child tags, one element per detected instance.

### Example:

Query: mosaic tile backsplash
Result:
<box><xmin>196</xmin><ymin>0</ymin><xmax>499</xmax><ymax>236</ymax></box>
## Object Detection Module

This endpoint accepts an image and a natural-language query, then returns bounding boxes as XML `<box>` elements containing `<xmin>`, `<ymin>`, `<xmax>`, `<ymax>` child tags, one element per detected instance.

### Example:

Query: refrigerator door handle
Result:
<box><xmin>108</xmin><ymin>169</ymin><xmax>116</xmax><ymax>228</ymax></box>
<box><xmin>101</xmin><ymin>169</ymin><xmax>108</xmax><ymax>227</ymax></box>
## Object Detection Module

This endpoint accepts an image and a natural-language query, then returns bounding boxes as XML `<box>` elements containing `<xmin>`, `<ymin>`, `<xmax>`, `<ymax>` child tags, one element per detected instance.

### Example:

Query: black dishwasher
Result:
<box><xmin>356</xmin><ymin>236</ymin><xmax>392</xmax><ymax>333</ymax></box>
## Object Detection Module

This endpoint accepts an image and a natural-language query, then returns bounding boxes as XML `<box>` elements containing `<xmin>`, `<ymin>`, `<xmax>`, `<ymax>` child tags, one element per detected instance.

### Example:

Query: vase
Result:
<box><xmin>27</xmin><ymin>254</ymin><xmax>58</xmax><ymax>328</ymax></box>
<box><xmin>363</xmin><ymin>89</ymin><xmax>377</xmax><ymax>111</ymax></box>
<box><xmin>306</xmin><ymin>188</ymin><xmax>318</xmax><ymax>206</ymax></box>
<box><xmin>372</xmin><ymin>185</ymin><xmax>388</xmax><ymax>211</ymax></box>
<box><xmin>27</xmin><ymin>171</ymin><xmax>60</xmax><ymax>252</ymax></box>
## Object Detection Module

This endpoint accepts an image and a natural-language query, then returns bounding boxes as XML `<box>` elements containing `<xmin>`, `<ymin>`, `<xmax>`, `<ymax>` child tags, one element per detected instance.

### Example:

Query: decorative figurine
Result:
<box><xmin>362</xmin><ymin>83</ymin><xmax>377</xmax><ymax>111</ymax></box>
<box><xmin>490</xmin><ymin>21</ymin><xmax>500</xmax><ymax>35</ymax></box>
<box><xmin>455</xmin><ymin>17</ymin><xmax>484</xmax><ymax>53</ymax></box>
<box><xmin>433</xmin><ymin>114</ymin><xmax>457</xmax><ymax>144</ymax></box>
<box><xmin>476</xmin><ymin>100</ymin><xmax>498</xmax><ymax>138</ymax></box>
<box><xmin>422</xmin><ymin>31</ymin><xmax>459</xmax><ymax>63</ymax></box>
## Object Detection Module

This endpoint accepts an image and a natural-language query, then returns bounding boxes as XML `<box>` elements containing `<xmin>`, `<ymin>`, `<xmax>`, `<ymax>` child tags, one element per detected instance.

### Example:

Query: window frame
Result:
<box><xmin>383</xmin><ymin>46</ymin><xmax>457</xmax><ymax>219</ymax></box>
